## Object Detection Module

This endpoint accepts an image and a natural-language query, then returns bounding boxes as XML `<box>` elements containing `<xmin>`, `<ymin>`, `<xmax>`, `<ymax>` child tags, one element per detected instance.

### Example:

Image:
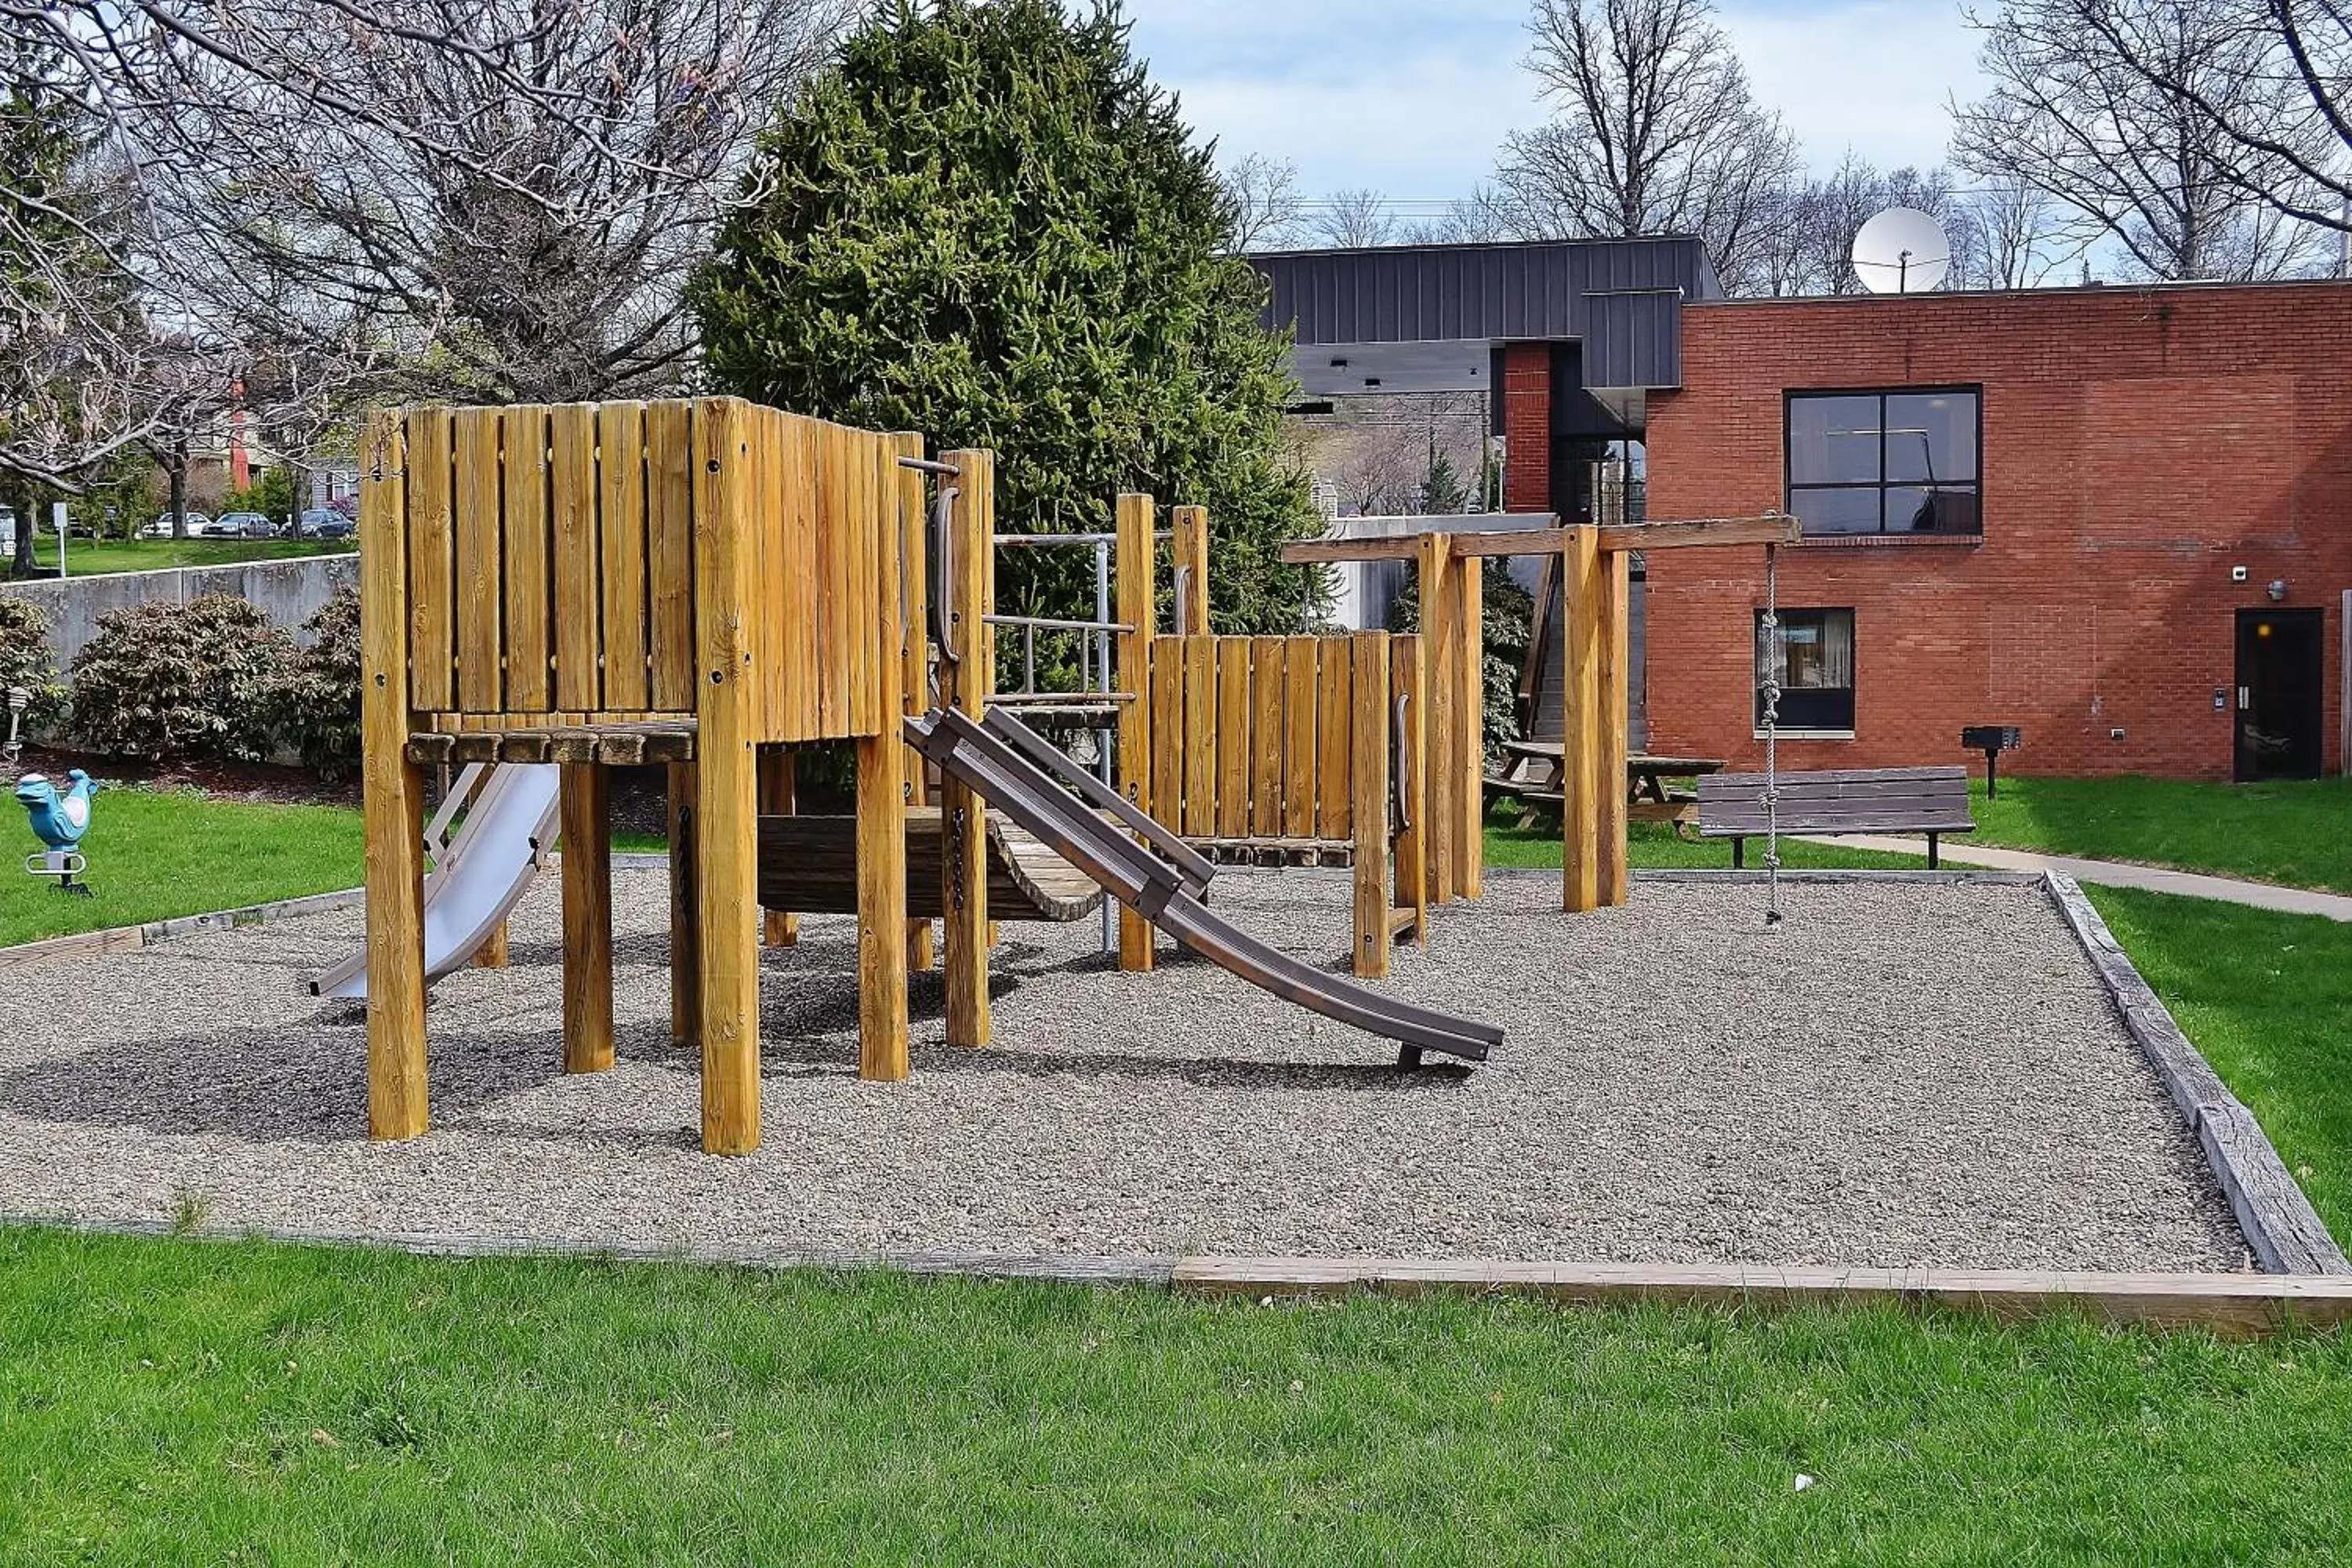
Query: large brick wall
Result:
<box><xmin>1642</xmin><ymin>281</ymin><xmax>2352</xmax><ymax>781</ymax></box>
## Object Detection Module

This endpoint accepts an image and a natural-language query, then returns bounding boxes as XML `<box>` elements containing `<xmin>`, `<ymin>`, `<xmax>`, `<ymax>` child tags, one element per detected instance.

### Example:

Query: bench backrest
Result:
<box><xmin>1697</xmin><ymin>766</ymin><xmax>1974</xmax><ymax>837</ymax></box>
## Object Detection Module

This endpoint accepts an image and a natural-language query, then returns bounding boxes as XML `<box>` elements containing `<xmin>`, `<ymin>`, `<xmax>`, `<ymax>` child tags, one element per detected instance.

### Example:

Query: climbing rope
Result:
<box><xmin>1759</xmin><ymin>541</ymin><xmax>1784</xmax><ymax>929</ymax></box>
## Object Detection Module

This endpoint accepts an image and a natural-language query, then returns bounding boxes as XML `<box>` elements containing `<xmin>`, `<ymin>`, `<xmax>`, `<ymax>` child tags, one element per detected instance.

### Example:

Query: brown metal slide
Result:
<box><xmin>904</xmin><ymin>707</ymin><xmax>1501</xmax><ymax>1068</ymax></box>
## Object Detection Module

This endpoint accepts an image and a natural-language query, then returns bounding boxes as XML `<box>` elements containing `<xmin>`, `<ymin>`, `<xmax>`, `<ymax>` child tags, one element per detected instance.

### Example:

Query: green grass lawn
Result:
<box><xmin>6</xmin><ymin>1226</ymin><xmax>2352</xmax><ymax>1566</ymax></box>
<box><xmin>1486</xmin><ymin>815</ymin><xmax>1925</xmax><ymax>873</ymax></box>
<box><xmin>24</xmin><ymin>535</ymin><xmax>353</xmax><ymax>576</ymax></box>
<box><xmin>2088</xmin><ymin>886</ymin><xmax>2352</xmax><ymax>1243</ymax></box>
<box><xmin>1969</xmin><ymin>774</ymin><xmax>2352</xmax><ymax>893</ymax></box>
<box><xmin>0</xmin><ymin>787</ymin><xmax>363</xmax><ymax>946</ymax></box>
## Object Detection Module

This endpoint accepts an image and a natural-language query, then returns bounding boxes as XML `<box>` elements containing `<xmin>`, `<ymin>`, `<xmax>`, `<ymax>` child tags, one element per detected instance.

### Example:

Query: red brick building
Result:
<box><xmin>1642</xmin><ymin>281</ymin><xmax>2352</xmax><ymax>781</ymax></box>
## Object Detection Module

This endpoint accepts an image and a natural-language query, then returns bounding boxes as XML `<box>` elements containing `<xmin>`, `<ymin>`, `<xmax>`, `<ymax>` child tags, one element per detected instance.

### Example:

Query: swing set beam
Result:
<box><xmin>1282</xmin><ymin>514</ymin><xmax>1801</xmax><ymax>914</ymax></box>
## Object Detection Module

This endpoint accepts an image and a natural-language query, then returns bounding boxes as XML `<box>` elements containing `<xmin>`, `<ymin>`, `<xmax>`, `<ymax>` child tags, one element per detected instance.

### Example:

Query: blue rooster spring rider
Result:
<box><xmin>15</xmin><ymin>769</ymin><xmax>95</xmax><ymax>897</ymax></box>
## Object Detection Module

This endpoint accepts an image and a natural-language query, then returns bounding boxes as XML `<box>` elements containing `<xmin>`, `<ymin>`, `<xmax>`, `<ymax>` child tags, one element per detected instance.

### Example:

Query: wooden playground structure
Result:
<box><xmin>354</xmin><ymin>393</ymin><xmax>1776</xmax><ymax>1156</ymax></box>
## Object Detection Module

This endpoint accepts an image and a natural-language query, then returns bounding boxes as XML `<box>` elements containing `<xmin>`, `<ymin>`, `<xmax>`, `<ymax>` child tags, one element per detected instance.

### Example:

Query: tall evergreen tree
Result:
<box><xmin>691</xmin><ymin>0</ymin><xmax>1323</xmax><ymax>632</ymax></box>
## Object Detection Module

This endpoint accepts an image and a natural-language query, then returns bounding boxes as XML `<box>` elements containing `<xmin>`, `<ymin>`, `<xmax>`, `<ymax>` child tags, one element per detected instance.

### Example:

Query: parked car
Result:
<box><xmin>143</xmin><ymin>510</ymin><xmax>213</xmax><ymax>538</ymax></box>
<box><xmin>212</xmin><ymin>511</ymin><xmax>274</xmax><ymax>539</ymax></box>
<box><xmin>294</xmin><ymin>507</ymin><xmax>354</xmax><ymax>539</ymax></box>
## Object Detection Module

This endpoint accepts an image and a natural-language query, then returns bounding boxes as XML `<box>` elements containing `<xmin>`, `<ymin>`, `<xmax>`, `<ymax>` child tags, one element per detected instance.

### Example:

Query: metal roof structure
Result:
<box><xmin>1250</xmin><ymin>237</ymin><xmax>1720</xmax><ymax>403</ymax></box>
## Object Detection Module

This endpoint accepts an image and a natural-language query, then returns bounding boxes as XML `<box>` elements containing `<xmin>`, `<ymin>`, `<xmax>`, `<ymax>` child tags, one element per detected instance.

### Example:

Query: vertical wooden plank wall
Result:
<box><xmin>646</xmin><ymin>402</ymin><xmax>697</xmax><ymax>712</ymax></box>
<box><xmin>1455</xmin><ymin>554</ymin><xmax>1483</xmax><ymax>900</ymax></box>
<box><xmin>1181</xmin><ymin>636</ymin><xmax>1216</xmax><ymax>837</ymax></box>
<box><xmin>895</xmin><ymin>432</ymin><xmax>937</xmax><ymax>975</ymax></box>
<box><xmin>1173</xmin><ymin>504</ymin><xmax>1212</xmax><ymax>633</ymax></box>
<box><xmin>691</xmin><ymin>397</ymin><xmax>764</xmax><ymax>1155</ymax></box>
<box><xmin>1348</xmin><ymin>630</ymin><xmax>1391</xmax><ymax>979</ymax></box>
<box><xmin>855</xmin><ymin>429</ymin><xmax>911</xmax><ymax>1081</ymax></box>
<box><xmin>1416</xmin><ymin>532</ymin><xmax>1454</xmax><ymax>906</ymax></box>
<box><xmin>1215</xmin><ymin>640</ymin><xmax>1250</xmax><ymax>838</ymax></box>
<box><xmin>360</xmin><ymin>409</ymin><xmax>429</xmax><ymax>1140</ymax></box>
<box><xmin>1560</xmin><ymin>525</ymin><xmax>1603</xmax><ymax>913</ymax></box>
<box><xmin>1597</xmin><ymin>549</ymin><xmax>1632</xmax><ymax>907</ymax></box>
<box><xmin>939</xmin><ymin>449</ymin><xmax>994</xmax><ymax>1046</ymax></box>
<box><xmin>1317</xmin><ymin>641</ymin><xmax>1352</xmax><ymax>841</ymax></box>
<box><xmin>1249</xmin><ymin>638</ymin><xmax>1284</xmax><ymax>837</ymax></box>
<box><xmin>1114</xmin><ymin>493</ymin><xmax>1157</xmax><ymax>971</ymax></box>
<box><xmin>1391</xmin><ymin>633</ymin><xmax>1428</xmax><ymax>943</ymax></box>
<box><xmin>549</xmin><ymin>403</ymin><xmax>600</xmax><ymax>712</ymax></box>
<box><xmin>451</xmin><ymin>408</ymin><xmax>503</xmax><ymax>711</ymax></box>
<box><xmin>1148</xmin><ymin>644</ymin><xmax>1183</xmax><ymax>838</ymax></box>
<box><xmin>504</xmin><ymin>407</ymin><xmax>554</xmax><ymax>711</ymax></box>
<box><xmin>1283</xmin><ymin>637</ymin><xmax>1318</xmax><ymax>839</ymax></box>
<box><xmin>597</xmin><ymin>402</ymin><xmax>650</xmax><ymax>710</ymax></box>
<box><xmin>405</xmin><ymin>407</ymin><xmax>455</xmax><ymax>713</ymax></box>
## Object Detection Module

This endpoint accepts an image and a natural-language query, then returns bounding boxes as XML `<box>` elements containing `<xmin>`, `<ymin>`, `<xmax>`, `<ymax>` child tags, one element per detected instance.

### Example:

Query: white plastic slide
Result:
<box><xmin>310</xmin><ymin>762</ymin><xmax>563</xmax><ymax>1000</ymax></box>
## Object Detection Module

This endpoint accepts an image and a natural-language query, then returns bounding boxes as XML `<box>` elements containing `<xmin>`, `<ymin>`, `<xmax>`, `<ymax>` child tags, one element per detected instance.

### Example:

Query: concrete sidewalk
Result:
<box><xmin>1795</xmin><ymin>834</ymin><xmax>2352</xmax><ymax>922</ymax></box>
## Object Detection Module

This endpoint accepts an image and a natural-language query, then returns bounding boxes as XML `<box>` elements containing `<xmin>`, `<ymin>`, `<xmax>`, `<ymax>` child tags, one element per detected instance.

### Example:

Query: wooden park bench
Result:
<box><xmin>1697</xmin><ymin>765</ymin><xmax>1976</xmax><ymax>869</ymax></box>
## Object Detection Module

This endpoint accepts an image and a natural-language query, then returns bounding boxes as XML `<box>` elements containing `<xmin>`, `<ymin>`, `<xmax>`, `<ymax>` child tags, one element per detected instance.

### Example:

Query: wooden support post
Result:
<box><xmin>1562</xmin><ymin>524</ymin><xmax>1603</xmax><ymax>913</ymax></box>
<box><xmin>472</xmin><ymin>921</ymin><xmax>510</xmax><ymax>970</ymax></box>
<box><xmin>1350</xmin><ymin>630</ymin><xmax>1392</xmax><ymax>979</ymax></box>
<box><xmin>758</xmin><ymin>748</ymin><xmax>800</xmax><ymax>947</ymax></box>
<box><xmin>693</xmin><ymin>397</ymin><xmax>764</xmax><ymax>1155</ymax></box>
<box><xmin>940</xmin><ymin>449</ymin><xmax>994</xmax><ymax>1047</ymax></box>
<box><xmin>359</xmin><ymin>408</ymin><xmax>429</xmax><ymax>1141</ymax></box>
<box><xmin>857</xmin><ymin>431</ymin><xmax>911</xmax><ymax>1083</ymax></box>
<box><xmin>1457</xmin><ymin>553</ymin><xmax>1484</xmax><ymax>901</ymax></box>
<box><xmin>667</xmin><ymin>760</ymin><xmax>701</xmax><ymax>1047</ymax></box>
<box><xmin>1391</xmin><ymin>633</ymin><xmax>1428</xmax><ymax>945</ymax></box>
<box><xmin>560</xmin><ymin>762</ymin><xmax>615</xmax><ymax>1074</ymax></box>
<box><xmin>1115</xmin><ymin>492</ymin><xmax>1157</xmax><ymax>971</ymax></box>
<box><xmin>1172</xmin><ymin>503</ymin><xmax>1211</xmax><ymax>634</ymax></box>
<box><xmin>1415</xmin><ymin>532</ymin><xmax>1455</xmax><ymax>906</ymax></box>
<box><xmin>894</xmin><ymin>432</ymin><xmax>935</xmax><ymax>975</ymax></box>
<box><xmin>1597</xmin><ymin>548</ymin><xmax>1632</xmax><ymax>907</ymax></box>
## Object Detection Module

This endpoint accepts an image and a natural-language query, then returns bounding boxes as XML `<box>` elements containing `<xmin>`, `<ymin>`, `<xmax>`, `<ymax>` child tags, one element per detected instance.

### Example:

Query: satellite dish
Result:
<box><xmin>1852</xmin><ymin>207</ymin><xmax>1951</xmax><ymax>295</ymax></box>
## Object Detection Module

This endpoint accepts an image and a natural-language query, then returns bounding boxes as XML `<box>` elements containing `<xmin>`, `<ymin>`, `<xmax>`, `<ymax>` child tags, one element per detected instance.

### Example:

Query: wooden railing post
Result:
<box><xmin>1562</xmin><ymin>524</ymin><xmax>1603</xmax><ymax>913</ymax></box>
<box><xmin>1415</xmin><ymin>532</ymin><xmax>1455</xmax><ymax>906</ymax></box>
<box><xmin>1456</xmin><ymin>552</ymin><xmax>1484</xmax><ymax>900</ymax></box>
<box><xmin>855</xmin><ymin>433</ymin><xmax>911</xmax><ymax>1081</ymax></box>
<box><xmin>1115</xmin><ymin>492</ymin><xmax>1156</xmax><ymax>971</ymax></box>
<box><xmin>360</xmin><ymin>408</ymin><xmax>430</xmax><ymax>1141</ymax></box>
<box><xmin>1598</xmin><ymin>547</ymin><xmax>1632</xmax><ymax>907</ymax></box>
<box><xmin>692</xmin><ymin>397</ymin><xmax>764</xmax><ymax>1154</ymax></box>
<box><xmin>893</xmin><ymin>432</ymin><xmax>936</xmax><ymax>975</ymax></box>
<box><xmin>940</xmin><ymin>449</ymin><xmax>994</xmax><ymax>1046</ymax></box>
<box><xmin>1391</xmin><ymin>633</ymin><xmax>1428</xmax><ymax>945</ymax></box>
<box><xmin>758</xmin><ymin>749</ymin><xmax>800</xmax><ymax>947</ymax></box>
<box><xmin>1350</xmin><ymin>630</ymin><xmax>1392</xmax><ymax>979</ymax></box>
<box><xmin>1172</xmin><ymin>503</ymin><xmax>1211</xmax><ymax>634</ymax></box>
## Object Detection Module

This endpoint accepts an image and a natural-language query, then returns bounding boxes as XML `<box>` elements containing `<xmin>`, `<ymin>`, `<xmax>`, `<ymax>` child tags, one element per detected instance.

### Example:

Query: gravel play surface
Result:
<box><xmin>0</xmin><ymin>870</ymin><xmax>2247</xmax><ymax>1270</ymax></box>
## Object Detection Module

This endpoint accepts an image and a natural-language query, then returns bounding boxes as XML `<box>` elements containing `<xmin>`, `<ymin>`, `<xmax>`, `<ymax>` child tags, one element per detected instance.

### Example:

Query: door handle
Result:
<box><xmin>2238</xmin><ymin>687</ymin><xmax>2251</xmax><ymax>711</ymax></box>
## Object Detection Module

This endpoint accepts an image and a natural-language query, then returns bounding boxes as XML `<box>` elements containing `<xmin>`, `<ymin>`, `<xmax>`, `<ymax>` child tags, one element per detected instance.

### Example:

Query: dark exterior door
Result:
<box><xmin>2236</xmin><ymin>608</ymin><xmax>2325</xmax><ymax>781</ymax></box>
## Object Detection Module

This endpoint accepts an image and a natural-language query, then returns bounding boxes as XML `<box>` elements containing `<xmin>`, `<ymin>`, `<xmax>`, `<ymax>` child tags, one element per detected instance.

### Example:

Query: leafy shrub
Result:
<box><xmin>0</xmin><ymin>597</ymin><xmax>67</xmax><ymax>731</ymax></box>
<box><xmin>263</xmin><ymin>586</ymin><xmax>362</xmax><ymax>779</ymax></box>
<box><xmin>70</xmin><ymin>593</ymin><xmax>293</xmax><ymax>760</ymax></box>
<box><xmin>1389</xmin><ymin>563</ymin><xmax>1537</xmax><ymax>766</ymax></box>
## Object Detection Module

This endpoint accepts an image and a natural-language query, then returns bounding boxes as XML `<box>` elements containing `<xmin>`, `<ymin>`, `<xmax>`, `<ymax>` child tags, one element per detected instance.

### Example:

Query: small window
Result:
<box><xmin>1787</xmin><ymin>388</ymin><xmax>1980</xmax><ymax>536</ymax></box>
<box><xmin>1758</xmin><ymin>608</ymin><xmax>1854</xmax><ymax>733</ymax></box>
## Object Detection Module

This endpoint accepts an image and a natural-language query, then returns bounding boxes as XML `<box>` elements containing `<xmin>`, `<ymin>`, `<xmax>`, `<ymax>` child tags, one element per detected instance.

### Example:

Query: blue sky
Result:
<box><xmin>1123</xmin><ymin>1</ymin><xmax>1990</xmax><ymax>203</ymax></box>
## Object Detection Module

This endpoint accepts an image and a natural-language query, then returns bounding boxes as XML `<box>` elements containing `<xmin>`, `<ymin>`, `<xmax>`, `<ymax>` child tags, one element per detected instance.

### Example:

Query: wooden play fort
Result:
<box><xmin>354</xmin><ymin>396</ymin><xmax>1503</xmax><ymax>1158</ymax></box>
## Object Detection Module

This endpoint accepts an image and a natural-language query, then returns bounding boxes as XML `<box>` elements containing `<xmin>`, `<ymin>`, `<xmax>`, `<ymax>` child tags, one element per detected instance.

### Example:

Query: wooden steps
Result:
<box><xmin>759</xmin><ymin>808</ymin><xmax>1102</xmax><ymax>924</ymax></box>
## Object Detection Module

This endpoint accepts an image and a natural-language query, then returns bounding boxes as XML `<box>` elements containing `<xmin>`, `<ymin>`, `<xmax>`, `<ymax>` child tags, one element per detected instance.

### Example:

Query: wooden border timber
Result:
<box><xmin>2046</xmin><ymin>873</ymin><xmax>2349</xmax><ymax>1276</ymax></box>
<box><xmin>1168</xmin><ymin>1258</ymin><xmax>2352</xmax><ymax>1337</ymax></box>
<box><xmin>19</xmin><ymin>1216</ymin><xmax>2346</xmax><ymax>1339</ymax></box>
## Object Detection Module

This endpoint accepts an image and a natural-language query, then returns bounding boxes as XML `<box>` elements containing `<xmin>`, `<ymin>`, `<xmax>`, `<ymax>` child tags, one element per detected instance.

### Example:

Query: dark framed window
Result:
<box><xmin>1757</xmin><ymin>608</ymin><xmax>1855</xmax><ymax>732</ymax></box>
<box><xmin>1785</xmin><ymin>388</ymin><xmax>1981</xmax><ymax>536</ymax></box>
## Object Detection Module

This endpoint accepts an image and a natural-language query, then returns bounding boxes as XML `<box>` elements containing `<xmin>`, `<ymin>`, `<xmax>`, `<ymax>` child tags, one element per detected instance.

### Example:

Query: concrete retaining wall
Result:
<box><xmin>1</xmin><ymin>553</ymin><xmax>359</xmax><ymax>667</ymax></box>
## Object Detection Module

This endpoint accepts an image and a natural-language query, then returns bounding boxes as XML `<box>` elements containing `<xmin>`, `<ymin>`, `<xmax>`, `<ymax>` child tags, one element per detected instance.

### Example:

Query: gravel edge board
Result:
<box><xmin>2044</xmin><ymin>872</ymin><xmax>2350</xmax><ymax>1276</ymax></box>
<box><xmin>0</xmin><ymin>887</ymin><xmax>368</xmax><ymax>971</ymax></box>
<box><xmin>12</xmin><ymin>1214</ymin><xmax>2352</xmax><ymax>1336</ymax></box>
<box><xmin>0</xmin><ymin>853</ymin><xmax>667</xmax><ymax>971</ymax></box>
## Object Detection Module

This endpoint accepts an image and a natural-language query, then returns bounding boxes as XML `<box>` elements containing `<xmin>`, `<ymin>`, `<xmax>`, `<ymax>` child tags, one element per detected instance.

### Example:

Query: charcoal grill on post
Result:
<box><xmin>1960</xmin><ymin>725</ymin><xmax>2021</xmax><ymax>797</ymax></box>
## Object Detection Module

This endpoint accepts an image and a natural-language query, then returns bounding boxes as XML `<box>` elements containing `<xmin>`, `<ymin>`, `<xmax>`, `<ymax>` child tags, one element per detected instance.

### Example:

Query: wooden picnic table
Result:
<box><xmin>1487</xmin><ymin>742</ymin><xmax>1726</xmax><ymax>826</ymax></box>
